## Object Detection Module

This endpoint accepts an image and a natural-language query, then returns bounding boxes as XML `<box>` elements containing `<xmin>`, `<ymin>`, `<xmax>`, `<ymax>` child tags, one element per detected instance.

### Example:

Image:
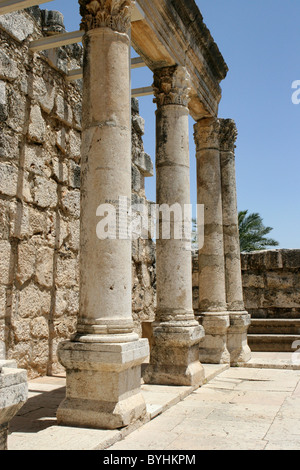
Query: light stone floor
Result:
<box><xmin>7</xmin><ymin>353</ymin><xmax>300</xmax><ymax>451</ymax></box>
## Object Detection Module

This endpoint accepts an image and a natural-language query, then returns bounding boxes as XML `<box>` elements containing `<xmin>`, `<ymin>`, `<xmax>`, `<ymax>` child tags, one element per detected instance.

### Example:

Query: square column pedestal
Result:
<box><xmin>198</xmin><ymin>313</ymin><xmax>230</xmax><ymax>364</ymax></box>
<box><xmin>0</xmin><ymin>360</ymin><xmax>28</xmax><ymax>450</ymax></box>
<box><xmin>144</xmin><ymin>322</ymin><xmax>205</xmax><ymax>387</ymax></box>
<box><xmin>227</xmin><ymin>312</ymin><xmax>251</xmax><ymax>365</ymax></box>
<box><xmin>57</xmin><ymin>339</ymin><xmax>149</xmax><ymax>430</ymax></box>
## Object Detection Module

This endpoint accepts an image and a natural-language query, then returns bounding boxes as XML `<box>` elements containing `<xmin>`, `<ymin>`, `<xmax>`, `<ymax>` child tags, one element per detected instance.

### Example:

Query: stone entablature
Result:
<box><xmin>132</xmin><ymin>0</ymin><xmax>228</xmax><ymax>119</ymax></box>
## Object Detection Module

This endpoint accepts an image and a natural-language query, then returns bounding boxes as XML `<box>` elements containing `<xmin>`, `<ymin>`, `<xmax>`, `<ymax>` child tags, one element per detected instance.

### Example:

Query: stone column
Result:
<box><xmin>194</xmin><ymin>117</ymin><xmax>230</xmax><ymax>364</ymax></box>
<box><xmin>219</xmin><ymin>119</ymin><xmax>251</xmax><ymax>364</ymax></box>
<box><xmin>143</xmin><ymin>66</ymin><xmax>205</xmax><ymax>387</ymax></box>
<box><xmin>56</xmin><ymin>0</ymin><xmax>149</xmax><ymax>430</ymax></box>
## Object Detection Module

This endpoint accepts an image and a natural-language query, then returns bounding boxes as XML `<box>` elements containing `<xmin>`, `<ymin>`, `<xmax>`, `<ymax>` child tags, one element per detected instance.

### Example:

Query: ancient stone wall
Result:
<box><xmin>241</xmin><ymin>249</ymin><xmax>300</xmax><ymax>319</ymax></box>
<box><xmin>0</xmin><ymin>7</ymin><xmax>155</xmax><ymax>379</ymax></box>
<box><xmin>192</xmin><ymin>249</ymin><xmax>300</xmax><ymax>320</ymax></box>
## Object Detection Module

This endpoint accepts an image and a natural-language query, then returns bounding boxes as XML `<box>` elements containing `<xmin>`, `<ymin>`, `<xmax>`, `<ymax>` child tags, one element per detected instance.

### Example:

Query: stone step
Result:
<box><xmin>248</xmin><ymin>334</ymin><xmax>300</xmax><ymax>352</ymax></box>
<box><xmin>249</xmin><ymin>318</ymin><xmax>300</xmax><ymax>335</ymax></box>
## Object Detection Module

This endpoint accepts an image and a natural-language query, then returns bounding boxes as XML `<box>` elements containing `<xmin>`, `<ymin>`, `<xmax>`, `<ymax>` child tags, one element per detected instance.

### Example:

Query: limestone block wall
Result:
<box><xmin>241</xmin><ymin>249</ymin><xmax>300</xmax><ymax>319</ymax></box>
<box><xmin>192</xmin><ymin>249</ymin><xmax>300</xmax><ymax>320</ymax></box>
<box><xmin>0</xmin><ymin>7</ymin><xmax>155</xmax><ymax>379</ymax></box>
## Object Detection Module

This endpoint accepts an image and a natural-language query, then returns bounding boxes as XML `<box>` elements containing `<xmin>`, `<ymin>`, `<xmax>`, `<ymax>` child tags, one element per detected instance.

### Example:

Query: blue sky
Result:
<box><xmin>42</xmin><ymin>0</ymin><xmax>300</xmax><ymax>249</ymax></box>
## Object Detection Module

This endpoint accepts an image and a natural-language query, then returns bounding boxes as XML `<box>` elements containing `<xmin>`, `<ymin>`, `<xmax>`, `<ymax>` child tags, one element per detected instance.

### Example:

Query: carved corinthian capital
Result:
<box><xmin>79</xmin><ymin>0</ymin><xmax>135</xmax><ymax>33</ymax></box>
<box><xmin>153</xmin><ymin>66</ymin><xmax>191</xmax><ymax>108</ymax></box>
<box><xmin>194</xmin><ymin>117</ymin><xmax>220</xmax><ymax>151</ymax></box>
<box><xmin>219</xmin><ymin>119</ymin><xmax>238</xmax><ymax>152</ymax></box>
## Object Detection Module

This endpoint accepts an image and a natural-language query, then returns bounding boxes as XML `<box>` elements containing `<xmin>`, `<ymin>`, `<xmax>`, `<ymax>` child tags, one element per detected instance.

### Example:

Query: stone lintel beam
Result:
<box><xmin>131</xmin><ymin>0</ymin><xmax>228</xmax><ymax>120</ymax></box>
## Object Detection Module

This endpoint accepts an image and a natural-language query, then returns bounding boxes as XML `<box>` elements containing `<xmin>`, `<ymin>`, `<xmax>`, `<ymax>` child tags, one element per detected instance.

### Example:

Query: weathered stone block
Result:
<box><xmin>32</xmin><ymin>176</ymin><xmax>57</xmax><ymax>208</ymax></box>
<box><xmin>242</xmin><ymin>273</ymin><xmax>265</xmax><ymax>289</ymax></box>
<box><xmin>68</xmin><ymin>160</ymin><xmax>81</xmax><ymax>189</ymax></box>
<box><xmin>28</xmin><ymin>105</ymin><xmax>46</xmax><ymax>144</ymax></box>
<box><xmin>9</xmin><ymin>203</ymin><xmax>47</xmax><ymax>240</ymax></box>
<box><xmin>0</xmin><ymin>362</ymin><xmax>28</xmax><ymax>450</ymax></box>
<box><xmin>55</xmin><ymin>288</ymin><xmax>79</xmax><ymax>318</ymax></box>
<box><xmin>31</xmin><ymin>75</ymin><xmax>56</xmax><ymax>114</ymax></box>
<box><xmin>0</xmin><ymin>200</ymin><xmax>11</xmax><ymax>240</ymax></box>
<box><xmin>0</xmin><ymin>286</ymin><xmax>6</xmax><ymax>321</ymax></box>
<box><xmin>265</xmin><ymin>272</ymin><xmax>295</xmax><ymax>289</ymax></box>
<box><xmin>134</xmin><ymin>152</ymin><xmax>154</xmax><ymax>177</ymax></box>
<box><xmin>132</xmin><ymin>164</ymin><xmax>142</xmax><ymax>193</ymax></box>
<box><xmin>0</xmin><ymin>162</ymin><xmax>18</xmax><ymax>197</ymax></box>
<box><xmin>0</xmin><ymin>11</ymin><xmax>34</xmax><ymax>42</ymax></box>
<box><xmin>68</xmin><ymin>219</ymin><xmax>80</xmax><ymax>252</ymax></box>
<box><xmin>13</xmin><ymin>319</ymin><xmax>31</xmax><ymax>342</ymax></box>
<box><xmin>14</xmin><ymin>284</ymin><xmax>51</xmax><ymax>319</ymax></box>
<box><xmin>0</xmin><ymin>240</ymin><xmax>12</xmax><ymax>285</ymax></box>
<box><xmin>31</xmin><ymin>316</ymin><xmax>48</xmax><ymax>339</ymax></box>
<box><xmin>68</xmin><ymin>130</ymin><xmax>81</xmax><ymax>159</ymax></box>
<box><xmin>24</xmin><ymin>145</ymin><xmax>50</xmax><ymax>177</ymax></box>
<box><xmin>0</xmin><ymin>81</ymin><xmax>8</xmax><ymax>121</ymax></box>
<box><xmin>54</xmin><ymin>95</ymin><xmax>73</xmax><ymax>126</ymax></box>
<box><xmin>51</xmin><ymin>157</ymin><xmax>68</xmax><ymax>184</ymax></box>
<box><xmin>0</xmin><ymin>50</ymin><xmax>19</xmax><ymax>81</ymax></box>
<box><xmin>61</xmin><ymin>189</ymin><xmax>80</xmax><ymax>218</ymax></box>
<box><xmin>6</xmin><ymin>90</ymin><xmax>26</xmax><ymax>133</ymax></box>
<box><xmin>56</xmin><ymin>129</ymin><xmax>68</xmax><ymax>153</ymax></box>
<box><xmin>56</xmin><ymin>256</ymin><xmax>78</xmax><ymax>288</ymax></box>
<box><xmin>0</xmin><ymin>128</ymin><xmax>19</xmax><ymax>160</ymax></box>
<box><xmin>41</xmin><ymin>9</ymin><xmax>65</xmax><ymax>35</ymax></box>
<box><xmin>16</xmin><ymin>241</ymin><xmax>36</xmax><ymax>285</ymax></box>
<box><xmin>35</xmin><ymin>246</ymin><xmax>53</xmax><ymax>288</ymax></box>
<box><xmin>132</xmin><ymin>114</ymin><xmax>145</xmax><ymax>135</ymax></box>
<box><xmin>281</xmin><ymin>249</ymin><xmax>300</xmax><ymax>269</ymax></box>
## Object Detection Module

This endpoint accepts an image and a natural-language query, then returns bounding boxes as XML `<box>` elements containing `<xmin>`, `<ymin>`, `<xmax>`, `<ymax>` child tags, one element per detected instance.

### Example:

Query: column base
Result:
<box><xmin>143</xmin><ymin>322</ymin><xmax>205</xmax><ymax>387</ymax></box>
<box><xmin>198</xmin><ymin>312</ymin><xmax>230</xmax><ymax>364</ymax></box>
<box><xmin>0</xmin><ymin>361</ymin><xmax>28</xmax><ymax>450</ymax></box>
<box><xmin>227</xmin><ymin>311</ymin><xmax>252</xmax><ymax>365</ymax></box>
<box><xmin>56</xmin><ymin>338</ymin><xmax>149</xmax><ymax>430</ymax></box>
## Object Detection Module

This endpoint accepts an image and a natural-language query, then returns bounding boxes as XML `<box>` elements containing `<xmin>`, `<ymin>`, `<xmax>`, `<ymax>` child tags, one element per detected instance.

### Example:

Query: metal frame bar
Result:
<box><xmin>0</xmin><ymin>0</ymin><xmax>54</xmax><ymax>15</ymax></box>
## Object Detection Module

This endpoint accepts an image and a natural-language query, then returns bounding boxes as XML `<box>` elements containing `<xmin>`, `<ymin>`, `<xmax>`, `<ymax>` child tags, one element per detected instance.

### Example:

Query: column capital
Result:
<box><xmin>153</xmin><ymin>66</ymin><xmax>191</xmax><ymax>108</ymax></box>
<box><xmin>219</xmin><ymin>118</ymin><xmax>238</xmax><ymax>153</ymax></box>
<box><xmin>193</xmin><ymin>116</ymin><xmax>220</xmax><ymax>151</ymax></box>
<box><xmin>79</xmin><ymin>0</ymin><xmax>135</xmax><ymax>33</ymax></box>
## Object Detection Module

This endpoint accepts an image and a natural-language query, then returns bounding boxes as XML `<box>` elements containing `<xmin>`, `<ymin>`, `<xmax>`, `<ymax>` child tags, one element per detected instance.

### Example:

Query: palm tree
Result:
<box><xmin>238</xmin><ymin>210</ymin><xmax>279</xmax><ymax>252</ymax></box>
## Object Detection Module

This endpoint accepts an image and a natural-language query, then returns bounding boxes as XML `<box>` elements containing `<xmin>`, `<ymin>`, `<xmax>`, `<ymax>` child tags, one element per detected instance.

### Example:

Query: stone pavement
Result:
<box><xmin>7</xmin><ymin>353</ymin><xmax>300</xmax><ymax>451</ymax></box>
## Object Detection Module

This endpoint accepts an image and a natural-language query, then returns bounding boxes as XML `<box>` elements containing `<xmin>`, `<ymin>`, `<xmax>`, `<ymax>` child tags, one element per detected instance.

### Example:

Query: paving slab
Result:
<box><xmin>243</xmin><ymin>352</ymin><xmax>300</xmax><ymax>370</ymax></box>
<box><xmin>6</xmin><ymin>354</ymin><xmax>300</xmax><ymax>450</ymax></box>
<box><xmin>109</xmin><ymin>366</ymin><xmax>300</xmax><ymax>451</ymax></box>
<box><xmin>7</xmin><ymin>363</ymin><xmax>227</xmax><ymax>450</ymax></box>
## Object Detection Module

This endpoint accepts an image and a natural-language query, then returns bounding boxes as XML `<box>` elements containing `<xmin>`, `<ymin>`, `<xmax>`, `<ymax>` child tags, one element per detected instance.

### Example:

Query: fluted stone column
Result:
<box><xmin>56</xmin><ymin>0</ymin><xmax>149</xmax><ymax>430</ymax></box>
<box><xmin>219</xmin><ymin>119</ymin><xmax>251</xmax><ymax>364</ymax></box>
<box><xmin>143</xmin><ymin>66</ymin><xmax>204</xmax><ymax>387</ymax></box>
<box><xmin>194</xmin><ymin>117</ymin><xmax>230</xmax><ymax>364</ymax></box>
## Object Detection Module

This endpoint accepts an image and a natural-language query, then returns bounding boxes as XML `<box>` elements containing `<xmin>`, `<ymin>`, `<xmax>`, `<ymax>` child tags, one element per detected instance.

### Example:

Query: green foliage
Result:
<box><xmin>238</xmin><ymin>210</ymin><xmax>279</xmax><ymax>252</ymax></box>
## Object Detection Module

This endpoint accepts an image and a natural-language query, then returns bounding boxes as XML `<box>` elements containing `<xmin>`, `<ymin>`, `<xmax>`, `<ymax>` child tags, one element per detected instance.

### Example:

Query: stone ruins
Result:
<box><xmin>0</xmin><ymin>0</ymin><xmax>299</xmax><ymax>449</ymax></box>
